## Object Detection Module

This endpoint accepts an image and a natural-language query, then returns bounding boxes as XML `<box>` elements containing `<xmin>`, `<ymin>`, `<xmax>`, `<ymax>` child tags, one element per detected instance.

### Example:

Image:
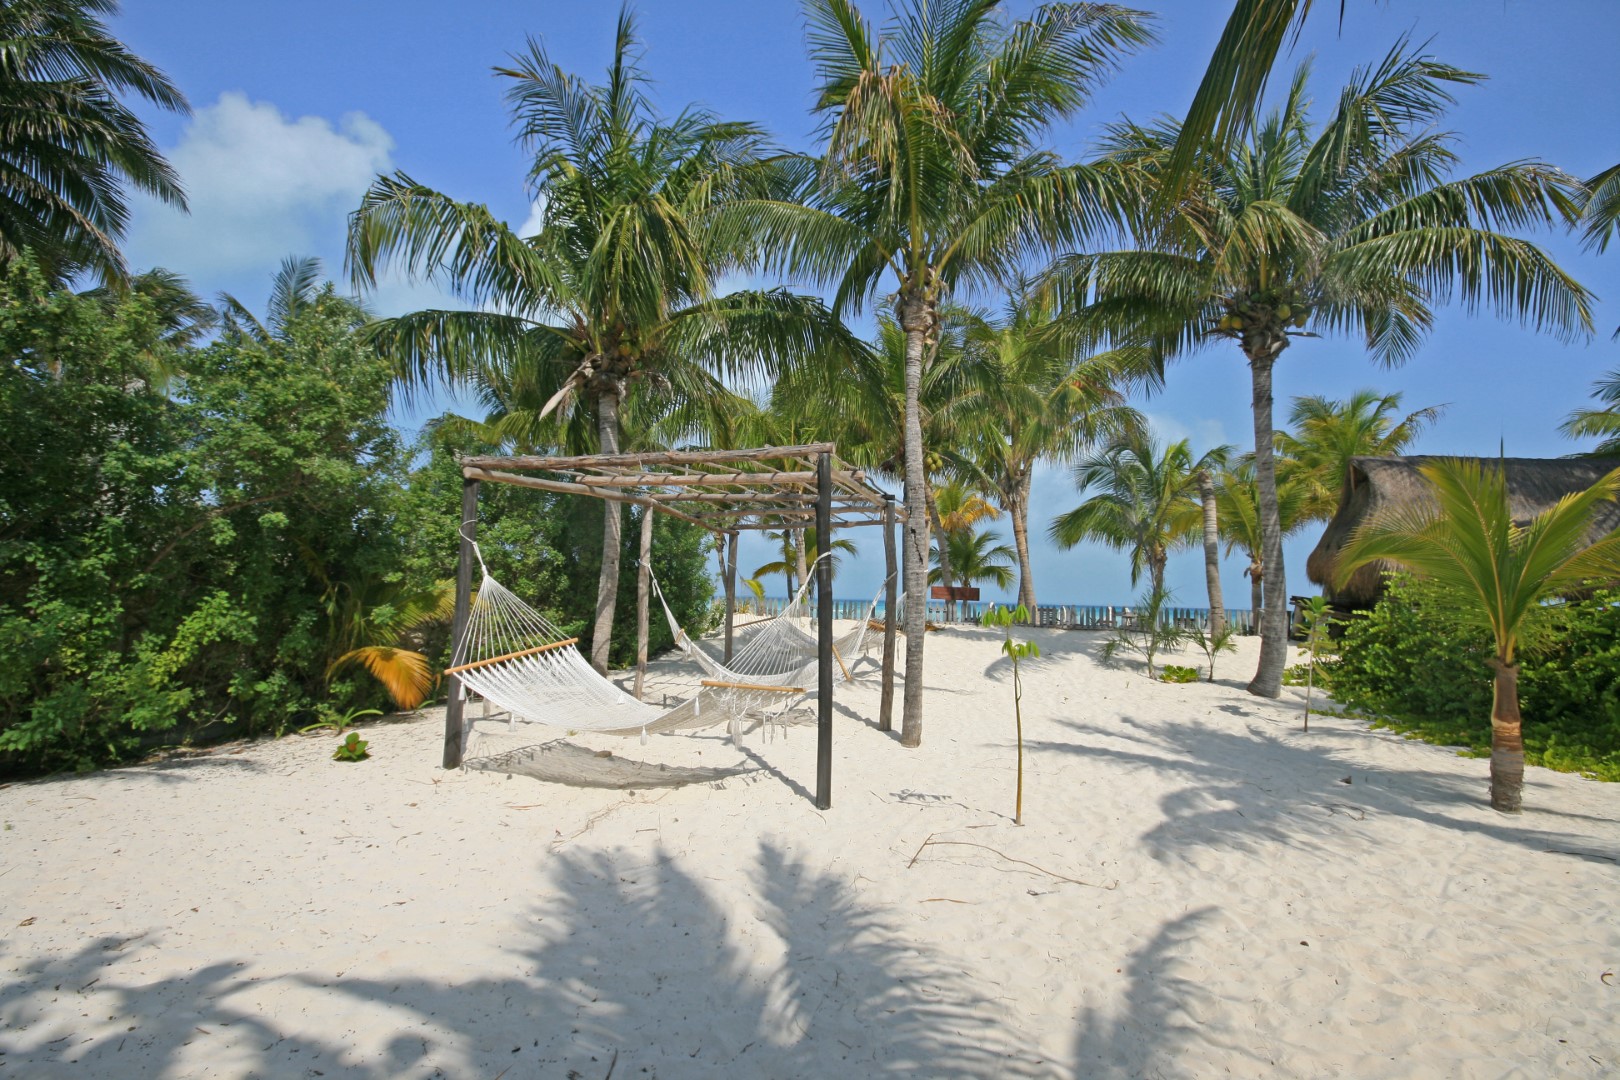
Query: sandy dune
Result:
<box><xmin>1</xmin><ymin>627</ymin><xmax>1616</xmax><ymax>1078</ymax></box>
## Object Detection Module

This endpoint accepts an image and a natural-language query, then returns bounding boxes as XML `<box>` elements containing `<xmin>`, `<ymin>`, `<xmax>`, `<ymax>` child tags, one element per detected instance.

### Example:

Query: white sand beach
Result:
<box><xmin>1</xmin><ymin>627</ymin><xmax>1616</xmax><ymax>1078</ymax></box>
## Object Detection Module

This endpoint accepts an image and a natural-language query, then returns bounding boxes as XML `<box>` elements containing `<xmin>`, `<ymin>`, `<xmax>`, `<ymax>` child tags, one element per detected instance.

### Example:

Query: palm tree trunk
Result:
<box><xmin>1247</xmin><ymin>555</ymin><xmax>1263</xmax><ymax>631</ymax></box>
<box><xmin>1245</xmin><ymin>346</ymin><xmax>1290</xmax><ymax>697</ymax></box>
<box><xmin>926</xmin><ymin>490</ymin><xmax>955</xmax><ymax>621</ymax></box>
<box><xmin>898</xmin><ymin>295</ymin><xmax>931</xmax><ymax>748</ymax></box>
<box><xmin>590</xmin><ymin>386</ymin><xmax>624</xmax><ymax>675</ymax></box>
<box><xmin>796</xmin><ymin>529</ymin><xmax>810</xmax><ymax>603</ymax></box>
<box><xmin>1199</xmin><ymin>470</ymin><xmax>1225</xmax><ymax>635</ymax></box>
<box><xmin>1010</xmin><ymin>471</ymin><xmax>1037</xmax><ymax>615</ymax></box>
<box><xmin>1488</xmin><ymin>657</ymin><xmax>1525</xmax><ymax>812</ymax></box>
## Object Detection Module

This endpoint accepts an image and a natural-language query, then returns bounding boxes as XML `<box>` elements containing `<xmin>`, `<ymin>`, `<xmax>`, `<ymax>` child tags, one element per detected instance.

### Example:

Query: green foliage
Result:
<box><xmin>1298</xmin><ymin>595</ymin><xmax>1333</xmax><ymax>729</ymax></box>
<box><xmin>1101</xmin><ymin>587</ymin><xmax>1186</xmax><ymax>680</ymax></box>
<box><xmin>982</xmin><ymin>604</ymin><xmax>1039</xmax><ymax>826</ymax></box>
<box><xmin>332</xmin><ymin>732</ymin><xmax>370</xmax><ymax>762</ymax></box>
<box><xmin>0</xmin><ymin>258</ymin><xmax>435</xmax><ymax>771</ymax></box>
<box><xmin>1187</xmin><ymin>624</ymin><xmax>1238</xmax><ymax>681</ymax></box>
<box><xmin>1327</xmin><ymin>575</ymin><xmax>1620</xmax><ymax>780</ymax></box>
<box><xmin>1159</xmin><ymin>664</ymin><xmax>1200</xmax><ymax>683</ymax></box>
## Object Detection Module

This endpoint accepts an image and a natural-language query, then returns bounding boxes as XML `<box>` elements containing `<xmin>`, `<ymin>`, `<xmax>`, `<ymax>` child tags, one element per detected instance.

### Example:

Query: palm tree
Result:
<box><xmin>930</xmin><ymin>527</ymin><xmax>1016</xmax><ymax>594</ymax></box>
<box><xmin>1578</xmin><ymin>163</ymin><xmax>1620</xmax><ymax>256</ymax></box>
<box><xmin>727</xmin><ymin>0</ymin><xmax>1153</xmax><ymax>746</ymax></box>
<box><xmin>769</xmin><ymin>308</ymin><xmax>980</xmax><ymax>622</ymax></box>
<box><xmin>927</xmin><ymin>477</ymin><xmax>1000</xmax><ymax>618</ymax></box>
<box><xmin>220</xmin><ymin>255</ymin><xmax>364</xmax><ymax>342</ymax></box>
<box><xmin>1334</xmin><ymin>458</ymin><xmax>1620</xmax><ymax>812</ymax></box>
<box><xmin>752</xmin><ymin>524</ymin><xmax>858</xmax><ymax>602</ymax></box>
<box><xmin>1050</xmin><ymin>42</ymin><xmax>1593</xmax><ymax>697</ymax></box>
<box><xmin>79</xmin><ymin>266</ymin><xmax>216</xmax><ymax>389</ymax></box>
<box><xmin>0</xmin><ymin>0</ymin><xmax>189</xmax><ymax>285</ymax></box>
<box><xmin>1215</xmin><ymin>457</ymin><xmax>1313</xmax><ymax>623</ymax></box>
<box><xmin>1276</xmin><ymin>390</ymin><xmax>1445</xmax><ymax>520</ymax></box>
<box><xmin>1051</xmin><ymin>431</ymin><xmax>1228</xmax><ymax>599</ymax></box>
<box><xmin>1560</xmin><ymin>370</ymin><xmax>1620</xmax><ymax>456</ymax></box>
<box><xmin>347</xmin><ymin>10</ymin><xmax>843</xmax><ymax>674</ymax></box>
<box><xmin>323</xmin><ymin>575</ymin><xmax>455</xmax><ymax>712</ymax></box>
<box><xmin>950</xmin><ymin>287</ymin><xmax>1148</xmax><ymax>614</ymax></box>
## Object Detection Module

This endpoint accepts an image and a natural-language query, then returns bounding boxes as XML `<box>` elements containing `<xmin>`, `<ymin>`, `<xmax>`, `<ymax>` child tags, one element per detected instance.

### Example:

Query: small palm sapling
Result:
<box><xmin>1299</xmin><ymin>597</ymin><xmax>1333</xmax><ymax>731</ymax></box>
<box><xmin>1102</xmin><ymin>586</ymin><xmax>1185</xmax><ymax>679</ymax></box>
<box><xmin>982</xmin><ymin>605</ymin><xmax>1039</xmax><ymax>825</ymax></box>
<box><xmin>1188</xmin><ymin>623</ymin><xmax>1238</xmax><ymax>681</ymax></box>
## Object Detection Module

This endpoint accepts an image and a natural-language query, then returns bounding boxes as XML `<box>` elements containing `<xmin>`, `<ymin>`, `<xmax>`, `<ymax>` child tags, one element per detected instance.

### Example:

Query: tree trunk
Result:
<box><xmin>1245</xmin><ymin>345</ymin><xmax>1289</xmax><ymax>697</ymax></box>
<box><xmin>1199</xmin><ymin>470</ymin><xmax>1225</xmax><ymax>635</ymax></box>
<box><xmin>1149</xmin><ymin>550</ymin><xmax>1167</xmax><ymax>600</ymax></box>
<box><xmin>926</xmin><ymin>489</ymin><xmax>955</xmax><ymax>621</ymax></box>
<box><xmin>590</xmin><ymin>386</ymin><xmax>625</xmax><ymax>675</ymax></box>
<box><xmin>795</xmin><ymin>528</ymin><xmax>810</xmax><ymax>603</ymax></box>
<box><xmin>1488</xmin><ymin>657</ymin><xmax>1525</xmax><ymax>812</ymax></box>
<box><xmin>1247</xmin><ymin>554</ymin><xmax>1263</xmax><ymax>632</ymax></box>
<box><xmin>633</xmin><ymin>507</ymin><xmax>653</xmax><ymax>700</ymax></box>
<box><xmin>1011</xmin><ymin>470</ymin><xmax>1037</xmax><ymax>615</ymax></box>
<box><xmin>898</xmin><ymin>295</ymin><xmax>931</xmax><ymax>748</ymax></box>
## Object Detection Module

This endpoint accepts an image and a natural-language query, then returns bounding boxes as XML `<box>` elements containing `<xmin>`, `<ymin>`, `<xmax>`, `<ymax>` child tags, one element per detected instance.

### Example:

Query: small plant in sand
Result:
<box><xmin>1160</xmin><ymin>664</ymin><xmax>1200</xmax><ymax>683</ymax></box>
<box><xmin>333</xmin><ymin>732</ymin><xmax>370</xmax><ymax>762</ymax></box>
<box><xmin>1187</xmin><ymin>623</ymin><xmax>1238</xmax><ymax>681</ymax></box>
<box><xmin>299</xmin><ymin>706</ymin><xmax>383</xmax><ymax>737</ymax></box>
<box><xmin>1298</xmin><ymin>596</ymin><xmax>1334</xmax><ymax>732</ymax></box>
<box><xmin>1102</xmin><ymin>586</ymin><xmax>1185</xmax><ymax>680</ymax></box>
<box><xmin>982</xmin><ymin>604</ymin><xmax>1039</xmax><ymax>826</ymax></box>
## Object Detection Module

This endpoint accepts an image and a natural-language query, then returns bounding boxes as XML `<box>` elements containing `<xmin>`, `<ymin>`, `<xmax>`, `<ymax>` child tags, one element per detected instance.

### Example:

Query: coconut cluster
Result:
<box><xmin>1213</xmin><ymin>287</ymin><xmax>1311</xmax><ymax>339</ymax></box>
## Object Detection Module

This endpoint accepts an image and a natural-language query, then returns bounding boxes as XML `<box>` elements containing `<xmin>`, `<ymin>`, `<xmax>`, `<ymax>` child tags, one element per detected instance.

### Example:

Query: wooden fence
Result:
<box><xmin>739</xmin><ymin>597</ymin><xmax>1257</xmax><ymax>634</ymax></box>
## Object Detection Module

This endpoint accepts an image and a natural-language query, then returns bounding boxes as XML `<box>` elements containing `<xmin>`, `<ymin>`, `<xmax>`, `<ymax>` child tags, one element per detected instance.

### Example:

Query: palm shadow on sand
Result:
<box><xmin>0</xmin><ymin>843</ymin><xmax>1060</xmax><ymax>1077</ymax></box>
<box><xmin>1028</xmin><ymin>713</ymin><xmax>1618</xmax><ymax>864</ymax></box>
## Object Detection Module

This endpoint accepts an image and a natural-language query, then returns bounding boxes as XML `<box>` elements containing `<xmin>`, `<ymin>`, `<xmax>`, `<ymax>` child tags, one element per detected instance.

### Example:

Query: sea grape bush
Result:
<box><xmin>0</xmin><ymin>261</ymin><xmax>715</xmax><ymax>772</ymax></box>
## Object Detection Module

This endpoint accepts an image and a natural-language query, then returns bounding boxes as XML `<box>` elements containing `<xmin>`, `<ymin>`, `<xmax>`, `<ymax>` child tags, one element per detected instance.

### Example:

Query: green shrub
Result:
<box><xmin>1327</xmin><ymin>574</ymin><xmax>1620</xmax><ymax>780</ymax></box>
<box><xmin>1159</xmin><ymin>664</ymin><xmax>1200</xmax><ymax>683</ymax></box>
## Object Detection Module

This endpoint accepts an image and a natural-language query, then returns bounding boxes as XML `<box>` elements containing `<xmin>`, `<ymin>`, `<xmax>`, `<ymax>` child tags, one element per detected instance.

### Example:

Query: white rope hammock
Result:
<box><xmin>651</xmin><ymin>556</ymin><xmax>888</xmax><ymax>690</ymax></box>
<box><xmin>447</xmin><ymin>546</ymin><xmax>851</xmax><ymax>758</ymax></box>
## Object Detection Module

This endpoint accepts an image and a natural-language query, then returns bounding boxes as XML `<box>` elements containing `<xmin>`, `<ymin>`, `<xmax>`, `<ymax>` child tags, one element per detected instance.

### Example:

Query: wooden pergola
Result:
<box><xmin>446</xmin><ymin>443</ymin><xmax>903</xmax><ymax>810</ymax></box>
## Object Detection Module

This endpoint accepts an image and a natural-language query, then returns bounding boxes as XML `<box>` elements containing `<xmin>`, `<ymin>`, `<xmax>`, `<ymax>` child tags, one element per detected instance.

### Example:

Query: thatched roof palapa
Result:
<box><xmin>1306</xmin><ymin>455</ymin><xmax>1620</xmax><ymax>609</ymax></box>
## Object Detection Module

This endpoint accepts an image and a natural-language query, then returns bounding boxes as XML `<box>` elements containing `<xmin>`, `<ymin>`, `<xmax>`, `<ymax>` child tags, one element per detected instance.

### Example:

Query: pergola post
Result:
<box><xmin>723</xmin><ymin>529</ymin><xmax>739</xmax><ymax>663</ymax></box>
<box><xmin>444</xmin><ymin>477</ymin><xmax>479</xmax><ymax>769</ymax></box>
<box><xmin>880</xmin><ymin>492</ymin><xmax>898</xmax><ymax>733</ymax></box>
<box><xmin>815</xmin><ymin>451</ymin><xmax>834</xmax><ymax>810</ymax></box>
<box><xmin>634</xmin><ymin>506</ymin><xmax>654</xmax><ymax>700</ymax></box>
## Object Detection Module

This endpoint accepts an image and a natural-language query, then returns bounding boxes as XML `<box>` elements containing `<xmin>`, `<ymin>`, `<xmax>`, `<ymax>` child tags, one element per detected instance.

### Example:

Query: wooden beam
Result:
<box><xmin>816</xmin><ymin>451</ymin><xmax>834</xmax><ymax>811</ymax></box>
<box><xmin>563</xmin><ymin>469</ymin><xmax>823</xmax><ymax>487</ymax></box>
<box><xmin>460</xmin><ymin>467</ymin><xmax>717</xmax><ymax>531</ymax></box>
<box><xmin>700</xmin><ymin>679</ymin><xmax>805</xmax><ymax>694</ymax></box>
<box><xmin>461</xmin><ymin>443</ymin><xmax>837</xmax><ymax>471</ymax></box>
<box><xmin>443</xmin><ymin>637</ymin><xmax>580</xmax><ymax>676</ymax></box>
<box><xmin>444</xmin><ymin>479</ymin><xmax>478</xmax><ymax>769</ymax></box>
<box><xmin>642</xmin><ymin>491</ymin><xmax>819</xmax><ymax>505</ymax></box>
<box><xmin>724</xmin><ymin>530</ymin><xmax>738</xmax><ymax>664</ymax></box>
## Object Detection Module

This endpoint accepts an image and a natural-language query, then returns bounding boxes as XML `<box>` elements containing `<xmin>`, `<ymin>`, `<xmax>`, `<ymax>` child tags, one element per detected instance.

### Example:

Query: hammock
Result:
<box><xmin>651</xmin><ymin>559</ymin><xmax>889</xmax><ymax>689</ymax></box>
<box><xmin>446</xmin><ymin>549</ymin><xmax>821</xmax><ymax>757</ymax></box>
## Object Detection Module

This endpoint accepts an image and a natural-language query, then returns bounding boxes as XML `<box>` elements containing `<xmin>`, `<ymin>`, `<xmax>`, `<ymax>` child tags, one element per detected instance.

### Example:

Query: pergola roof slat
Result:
<box><xmin>459</xmin><ymin>445</ymin><xmax>900</xmax><ymax>532</ymax></box>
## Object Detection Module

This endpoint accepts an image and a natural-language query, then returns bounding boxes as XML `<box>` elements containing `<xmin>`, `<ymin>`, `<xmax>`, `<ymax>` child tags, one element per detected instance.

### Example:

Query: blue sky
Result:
<box><xmin>111</xmin><ymin>1</ymin><xmax>1620</xmax><ymax>607</ymax></box>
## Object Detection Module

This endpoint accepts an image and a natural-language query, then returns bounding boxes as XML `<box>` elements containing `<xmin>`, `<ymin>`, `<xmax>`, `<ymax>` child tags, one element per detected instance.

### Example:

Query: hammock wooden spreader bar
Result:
<box><xmin>443</xmin><ymin>637</ymin><xmax>581</xmax><ymax>676</ymax></box>
<box><xmin>700</xmin><ymin>679</ymin><xmax>806</xmax><ymax>694</ymax></box>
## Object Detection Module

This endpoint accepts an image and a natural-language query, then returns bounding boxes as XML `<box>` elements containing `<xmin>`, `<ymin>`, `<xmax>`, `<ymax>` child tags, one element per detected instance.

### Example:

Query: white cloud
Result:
<box><xmin>516</xmin><ymin>199</ymin><xmax>545</xmax><ymax>239</ymax></box>
<box><xmin>1141</xmin><ymin>411</ymin><xmax>1231</xmax><ymax>455</ymax></box>
<box><xmin>125</xmin><ymin>92</ymin><xmax>395</xmax><ymax>285</ymax></box>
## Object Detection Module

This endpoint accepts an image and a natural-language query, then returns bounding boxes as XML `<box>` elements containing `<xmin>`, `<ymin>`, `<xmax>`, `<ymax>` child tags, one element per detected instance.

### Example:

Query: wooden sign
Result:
<box><xmin>930</xmin><ymin>585</ymin><xmax>980</xmax><ymax>601</ymax></box>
